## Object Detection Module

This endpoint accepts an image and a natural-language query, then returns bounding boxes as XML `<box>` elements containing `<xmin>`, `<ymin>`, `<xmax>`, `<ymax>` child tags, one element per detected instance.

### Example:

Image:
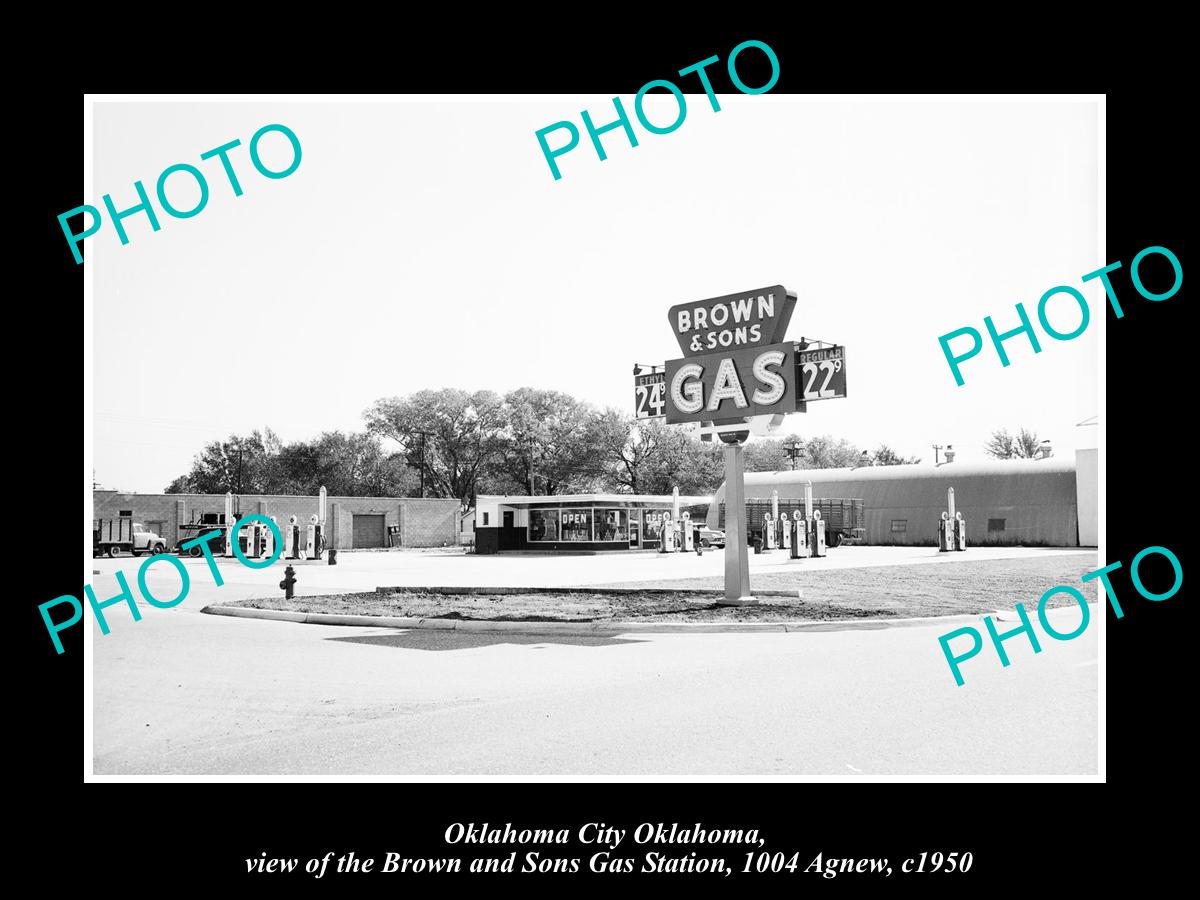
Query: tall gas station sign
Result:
<box><xmin>634</xmin><ymin>284</ymin><xmax>847</xmax><ymax>604</ymax></box>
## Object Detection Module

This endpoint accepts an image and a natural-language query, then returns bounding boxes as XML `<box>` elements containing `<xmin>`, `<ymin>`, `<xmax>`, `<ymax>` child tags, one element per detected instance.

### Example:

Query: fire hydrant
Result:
<box><xmin>279</xmin><ymin>565</ymin><xmax>297</xmax><ymax>600</ymax></box>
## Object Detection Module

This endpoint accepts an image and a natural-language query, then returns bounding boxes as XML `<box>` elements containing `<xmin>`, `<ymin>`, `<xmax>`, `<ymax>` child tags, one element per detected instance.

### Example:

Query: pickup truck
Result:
<box><xmin>93</xmin><ymin>518</ymin><xmax>168</xmax><ymax>558</ymax></box>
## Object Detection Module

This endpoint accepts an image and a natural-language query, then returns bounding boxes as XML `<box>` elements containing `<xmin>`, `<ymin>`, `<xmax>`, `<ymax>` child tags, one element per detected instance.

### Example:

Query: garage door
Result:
<box><xmin>352</xmin><ymin>514</ymin><xmax>386</xmax><ymax>548</ymax></box>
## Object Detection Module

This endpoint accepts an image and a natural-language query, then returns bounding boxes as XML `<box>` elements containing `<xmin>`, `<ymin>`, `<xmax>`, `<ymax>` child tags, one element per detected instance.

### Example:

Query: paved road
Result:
<box><xmin>89</xmin><ymin>552</ymin><xmax>1098</xmax><ymax>777</ymax></box>
<box><xmin>89</xmin><ymin>543</ymin><xmax>1098</xmax><ymax>596</ymax></box>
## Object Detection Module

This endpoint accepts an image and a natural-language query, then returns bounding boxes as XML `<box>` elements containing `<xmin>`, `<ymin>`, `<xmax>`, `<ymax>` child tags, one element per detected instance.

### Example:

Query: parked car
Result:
<box><xmin>698</xmin><ymin>527</ymin><xmax>726</xmax><ymax>548</ymax></box>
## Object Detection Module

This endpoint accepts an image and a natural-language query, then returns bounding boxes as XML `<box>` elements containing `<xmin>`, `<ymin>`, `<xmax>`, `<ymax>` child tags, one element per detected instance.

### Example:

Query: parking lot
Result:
<box><xmin>91</xmin><ymin>542</ymin><xmax>1098</xmax><ymax>598</ymax></box>
<box><xmin>89</xmin><ymin>545</ymin><xmax>1099</xmax><ymax>777</ymax></box>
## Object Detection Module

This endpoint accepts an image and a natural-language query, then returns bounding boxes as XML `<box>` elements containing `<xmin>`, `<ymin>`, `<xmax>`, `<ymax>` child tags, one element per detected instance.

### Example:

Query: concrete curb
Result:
<box><xmin>201</xmin><ymin>604</ymin><xmax>984</xmax><ymax>635</ymax></box>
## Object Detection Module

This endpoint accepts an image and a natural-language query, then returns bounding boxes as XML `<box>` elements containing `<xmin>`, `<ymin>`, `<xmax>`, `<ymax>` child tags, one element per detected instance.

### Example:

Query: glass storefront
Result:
<box><xmin>643</xmin><ymin>509</ymin><xmax>670</xmax><ymax>547</ymax></box>
<box><xmin>526</xmin><ymin>505</ymin><xmax>673</xmax><ymax>546</ymax></box>
<box><xmin>560</xmin><ymin>509</ymin><xmax>593</xmax><ymax>542</ymax></box>
<box><xmin>528</xmin><ymin>509</ymin><xmax>559</xmax><ymax>542</ymax></box>
<box><xmin>595</xmin><ymin>509</ymin><xmax>628</xmax><ymax>542</ymax></box>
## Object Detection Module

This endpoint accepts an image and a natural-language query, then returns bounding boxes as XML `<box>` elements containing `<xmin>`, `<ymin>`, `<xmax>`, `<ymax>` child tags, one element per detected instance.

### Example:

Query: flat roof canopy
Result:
<box><xmin>477</xmin><ymin>493</ymin><xmax>712</xmax><ymax>510</ymax></box>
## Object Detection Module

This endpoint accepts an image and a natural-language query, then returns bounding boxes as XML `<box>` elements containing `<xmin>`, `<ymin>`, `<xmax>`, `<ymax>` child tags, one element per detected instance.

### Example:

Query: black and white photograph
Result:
<box><xmin>72</xmin><ymin>90</ymin><xmax>1116</xmax><ymax>781</ymax></box>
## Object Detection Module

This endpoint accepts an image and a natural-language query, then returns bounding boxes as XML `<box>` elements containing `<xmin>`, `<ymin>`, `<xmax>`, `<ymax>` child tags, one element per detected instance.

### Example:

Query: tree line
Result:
<box><xmin>164</xmin><ymin>387</ymin><xmax>924</xmax><ymax>506</ymax></box>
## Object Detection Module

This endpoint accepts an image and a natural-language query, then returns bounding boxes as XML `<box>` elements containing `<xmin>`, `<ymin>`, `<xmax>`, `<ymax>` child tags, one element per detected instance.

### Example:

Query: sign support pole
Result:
<box><xmin>721</xmin><ymin>441</ymin><xmax>754</xmax><ymax>605</ymax></box>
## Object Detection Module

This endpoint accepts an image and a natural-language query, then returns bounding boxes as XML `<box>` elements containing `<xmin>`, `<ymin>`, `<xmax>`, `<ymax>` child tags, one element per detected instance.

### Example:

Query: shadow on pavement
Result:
<box><xmin>327</xmin><ymin>632</ymin><xmax>643</xmax><ymax>652</ymax></box>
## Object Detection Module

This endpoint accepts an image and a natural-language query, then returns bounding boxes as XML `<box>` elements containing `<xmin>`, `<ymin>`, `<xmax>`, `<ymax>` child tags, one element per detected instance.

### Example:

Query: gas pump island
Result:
<box><xmin>633</xmin><ymin>285</ymin><xmax>847</xmax><ymax>605</ymax></box>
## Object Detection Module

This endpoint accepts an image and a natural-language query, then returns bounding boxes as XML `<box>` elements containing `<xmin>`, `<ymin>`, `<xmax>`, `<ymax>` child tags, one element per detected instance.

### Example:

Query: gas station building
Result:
<box><xmin>473</xmin><ymin>493</ymin><xmax>712</xmax><ymax>554</ymax></box>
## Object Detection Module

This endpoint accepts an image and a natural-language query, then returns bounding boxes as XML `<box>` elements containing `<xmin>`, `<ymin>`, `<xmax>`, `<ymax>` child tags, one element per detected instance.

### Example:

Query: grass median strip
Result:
<box><xmin>220</xmin><ymin>553</ymin><xmax>1100</xmax><ymax>624</ymax></box>
<box><xmin>221</xmin><ymin>588</ymin><xmax>892</xmax><ymax>623</ymax></box>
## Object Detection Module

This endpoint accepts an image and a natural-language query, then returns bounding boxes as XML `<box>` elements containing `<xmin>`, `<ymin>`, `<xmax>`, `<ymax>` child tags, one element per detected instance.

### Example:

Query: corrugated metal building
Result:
<box><xmin>707</xmin><ymin>450</ymin><xmax>1097</xmax><ymax>547</ymax></box>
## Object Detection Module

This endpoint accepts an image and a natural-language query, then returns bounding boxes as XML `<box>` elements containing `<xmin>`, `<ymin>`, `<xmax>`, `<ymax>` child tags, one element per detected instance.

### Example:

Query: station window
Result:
<box><xmin>482</xmin><ymin>512</ymin><xmax>489</xmax><ymax>526</ymax></box>
<box><xmin>890</xmin><ymin>519</ymin><xmax>907</xmax><ymax>533</ymax></box>
<box><xmin>643</xmin><ymin>509</ymin><xmax>669</xmax><ymax>542</ymax></box>
<box><xmin>595</xmin><ymin>509</ymin><xmax>629</xmax><ymax>542</ymax></box>
<box><xmin>560</xmin><ymin>509</ymin><xmax>593</xmax><ymax>542</ymax></box>
<box><xmin>528</xmin><ymin>509</ymin><xmax>560</xmax><ymax>542</ymax></box>
<box><xmin>987</xmin><ymin>518</ymin><xmax>1006</xmax><ymax>532</ymax></box>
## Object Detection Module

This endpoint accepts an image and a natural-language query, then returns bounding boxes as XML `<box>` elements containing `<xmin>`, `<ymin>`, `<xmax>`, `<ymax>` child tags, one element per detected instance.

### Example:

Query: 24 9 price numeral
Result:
<box><xmin>635</xmin><ymin>382</ymin><xmax>666</xmax><ymax>418</ymax></box>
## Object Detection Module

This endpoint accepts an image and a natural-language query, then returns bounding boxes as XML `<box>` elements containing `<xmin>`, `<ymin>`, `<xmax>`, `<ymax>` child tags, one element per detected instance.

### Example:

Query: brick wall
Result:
<box><xmin>92</xmin><ymin>491</ymin><xmax>459</xmax><ymax>549</ymax></box>
<box><xmin>400</xmin><ymin>498</ymin><xmax>458</xmax><ymax>548</ymax></box>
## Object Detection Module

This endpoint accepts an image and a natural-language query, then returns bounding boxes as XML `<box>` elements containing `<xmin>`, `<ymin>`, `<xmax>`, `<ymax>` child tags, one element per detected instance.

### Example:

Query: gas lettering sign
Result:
<box><xmin>664</xmin><ymin>342</ymin><xmax>798</xmax><ymax>424</ymax></box>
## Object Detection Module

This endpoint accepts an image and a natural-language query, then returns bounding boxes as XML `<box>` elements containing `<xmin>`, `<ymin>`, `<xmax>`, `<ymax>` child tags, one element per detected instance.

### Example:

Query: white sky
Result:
<box><xmin>91</xmin><ymin>98</ymin><xmax>1099</xmax><ymax>493</ymax></box>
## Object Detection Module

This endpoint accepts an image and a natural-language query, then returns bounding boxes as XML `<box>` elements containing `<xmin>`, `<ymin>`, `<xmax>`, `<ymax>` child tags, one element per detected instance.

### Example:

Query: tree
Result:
<box><xmin>869</xmin><ymin>444</ymin><xmax>921</xmax><ymax>466</ymax></box>
<box><xmin>164</xmin><ymin>428</ymin><xmax>282</xmax><ymax>494</ymax></box>
<box><xmin>489</xmin><ymin>388</ymin><xmax>600</xmax><ymax>495</ymax></box>
<box><xmin>364</xmin><ymin>389</ymin><xmax>506</xmax><ymax>506</ymax></box>
<box><xmin>741</xmin><ymin>434</ymin><xmax>864</xmax><ymax>472</ymax></box>
<box><xmin>271</xmin><ymin>432</ymin><xmax>418</xmax><ymax>497</ymax></box>
<box><xmin>984</xmin><ymin>427</ymin><xmax>1040</xmax><ymax>459</ymax></box>
<box><xmin>590</xmin><ymin>410</ymin><xmax>680</xmax><ymax>494</ymax></box>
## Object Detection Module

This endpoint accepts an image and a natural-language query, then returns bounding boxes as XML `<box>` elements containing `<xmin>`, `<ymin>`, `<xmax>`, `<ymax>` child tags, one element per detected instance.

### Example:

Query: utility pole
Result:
<box><xmin>932</xmin><ymin>443</ymin><xmax>943</xmax><ymax>465</ymax></box>
<box><xmin>419</xmin><ymin>433</ymin><xmax>426</xmax><ymax>498</ymax></box>
<box><xmin>528</xmin><ymin>435</ymin><xmax>536</xmax><ymax>496</ymax></box>
<box><xmin>233</xmin><ymin>443</ymin><xmax>244</xmax><ymax>494</ymax></box>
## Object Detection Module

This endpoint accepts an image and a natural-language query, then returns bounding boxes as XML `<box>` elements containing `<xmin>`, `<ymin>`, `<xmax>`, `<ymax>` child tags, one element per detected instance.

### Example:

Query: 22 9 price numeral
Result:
<box><xmin>801</xmin><ymin>358</ymin><xmax>843</xmax><ymax>399</ymax></box>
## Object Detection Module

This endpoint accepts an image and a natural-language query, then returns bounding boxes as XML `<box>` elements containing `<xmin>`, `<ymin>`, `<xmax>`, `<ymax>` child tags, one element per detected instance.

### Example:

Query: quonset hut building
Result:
<box><xmin>706</xmin><ymin>450</ymin><xmax>1098</xmax><ymax>548</ymax></box>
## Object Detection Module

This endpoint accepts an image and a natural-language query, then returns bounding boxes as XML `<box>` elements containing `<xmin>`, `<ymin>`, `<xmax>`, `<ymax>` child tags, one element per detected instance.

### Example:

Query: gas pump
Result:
<box><xmin>659</xmin><ymin>513</ymin><xmax>675</xmax><ymax>553</ymax></box>
<box><xmin>939</xmin><ymin>487</ymin><xmax>966</xmax><ymax>552</ymax></box>
<box><xmin>261</xmin><ymin>516</ymin><xmax>277</xmax><ymax>559</ymax></box>
<box><xmin>763</xmin><ymin>513</ymin><xmax>777</xmax><ymax>550</ymax></box>
<box><xmin>223</xmin><ymin>491</ymin><xmax>236</xmax><ymax>557</ymax></box>
<box><xmin>810</xmin><ymin>509</ymin><xmax>826</xmax><ymax>558</ymax></box>
<box><xmin>243</xmin><ymin>520</ymin><xmax>262</xmax><ymax>559</ymax></box>
<box><xmin>285</xmin><ymin>515</ymin><xmax>301</xmax><ymax>559</ymax></box>
<box><xmin>679</xmin><ymin>512</ymin><xmax>694</xmax><ymax>552</ymax></box>
<box><xmin>938</xmin><ymin>512</ymin><xmax>954</xmax><ymax>552</ymax></box>
<box><xmin>305</xmin><ymin>513</ymin><xmax>323</xmax><ymax>560</ymax></box>
<box><xmin>790</xmin><ymin>510</ymin><xmax>808</xmax><ymax>558</ymax></box>
<box><xmin>779</xmin><ymin>513</ymin><xmax>791</xmax><ymax>551</ymax></box>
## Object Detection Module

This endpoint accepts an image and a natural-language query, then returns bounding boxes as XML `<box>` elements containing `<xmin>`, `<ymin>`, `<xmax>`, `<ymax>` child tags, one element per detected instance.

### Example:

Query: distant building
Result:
<box><xmin>92</xmin><ymin>491</ymin><xmax>460</xmax><ymax>550</ymax></box>
<box><xmin>707</xmin><ymin>450</ymin><xmax>1098</xmax><ymax>547</ymax></box>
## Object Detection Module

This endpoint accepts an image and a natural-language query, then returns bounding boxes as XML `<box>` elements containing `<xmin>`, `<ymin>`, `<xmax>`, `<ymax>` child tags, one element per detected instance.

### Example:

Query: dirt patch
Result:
<box><xmin>220</xmin><ymin>553</ymin><xmax>1098</xmax><ymax>623</ymax></box>
<box><xmin>223</xmin><ymin>589</ymin><xmax>885</xmax><ymax>623</ymax></box>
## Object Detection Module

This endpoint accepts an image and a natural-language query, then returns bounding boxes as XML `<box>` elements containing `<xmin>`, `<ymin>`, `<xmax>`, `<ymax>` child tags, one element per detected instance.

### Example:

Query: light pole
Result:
<box><xmin>784</xmin><ymin>438</ymin><xmax>806</xmax><ymax>470</ymax></box>
<box><xmin>408</xmin><ymin>431</ymin><xmax>433</xmax><ymax>498</ymax></box>
<box><xmin>932</xmin><ymin>443</ymin><xmax>943</xmax><ymax>465</ymax></box>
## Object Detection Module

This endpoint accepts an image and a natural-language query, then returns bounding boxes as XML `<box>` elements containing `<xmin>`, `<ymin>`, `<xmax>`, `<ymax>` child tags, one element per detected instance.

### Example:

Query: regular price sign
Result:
<box><xmin>634</xmin><ymin>370</ymin><xmax>666</xmax><ymax>419</ymax></box>
<box><xmin>797</xmin><ymin>345</ymin><xmax>847</xmax><ymax>401</ymax></box>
